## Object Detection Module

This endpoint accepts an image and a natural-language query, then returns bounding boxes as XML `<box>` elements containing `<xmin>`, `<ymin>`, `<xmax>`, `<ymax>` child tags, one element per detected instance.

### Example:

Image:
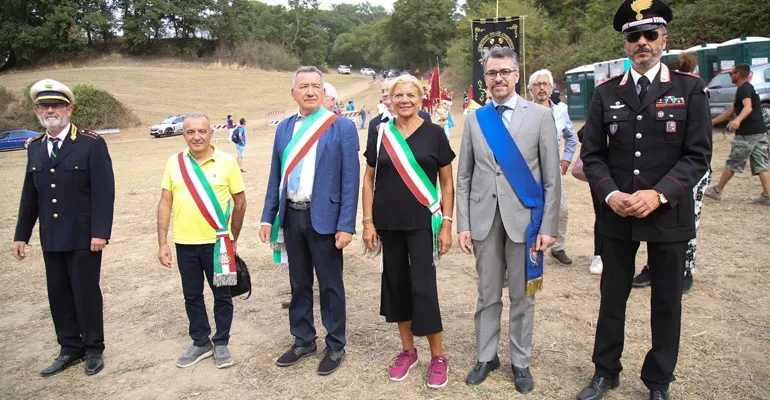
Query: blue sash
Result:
<box><xmin>476</xmin><ymin>102</ymin><xmax>544</xmax><ymax>296</ymax></box>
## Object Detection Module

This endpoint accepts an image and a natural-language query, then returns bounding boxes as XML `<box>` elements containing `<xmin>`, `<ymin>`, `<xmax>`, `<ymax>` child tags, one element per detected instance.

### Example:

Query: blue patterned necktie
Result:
<box><xmin>49</xmin><ymin>137</ymin><xmax>60</xmax><ymax>160</ymax></box>
<box><xmin>495</xmin><ymin>104</ymin><xmax>508</xmax><ymax>117</ymax></box>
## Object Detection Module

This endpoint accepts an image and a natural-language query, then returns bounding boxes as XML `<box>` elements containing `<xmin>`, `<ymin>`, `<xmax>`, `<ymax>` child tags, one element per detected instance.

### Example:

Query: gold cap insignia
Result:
<box><xmin>631</xmin><ymin>0</ymin><xmax>653</xmax><ymax>21</ymax></box>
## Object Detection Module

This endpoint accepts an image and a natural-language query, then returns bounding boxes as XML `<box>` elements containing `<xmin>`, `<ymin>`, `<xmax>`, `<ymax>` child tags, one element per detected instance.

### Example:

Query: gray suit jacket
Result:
<box><xmin>456</xmin><ymin>95</ymin><xmax>561</xmax><ymax>243</ymax></box>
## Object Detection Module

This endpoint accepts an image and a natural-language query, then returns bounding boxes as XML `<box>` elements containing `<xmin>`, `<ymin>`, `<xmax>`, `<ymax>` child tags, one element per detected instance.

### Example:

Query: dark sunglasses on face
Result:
<box><xmin>624</xmin><ymin>30</ymin><xmax>660</xmax><ymax>43</ymax></box>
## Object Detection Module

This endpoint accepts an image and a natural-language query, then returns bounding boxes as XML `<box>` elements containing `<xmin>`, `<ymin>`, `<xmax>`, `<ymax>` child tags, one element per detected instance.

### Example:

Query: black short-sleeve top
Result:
<box><xmin>363</xmin><ymin>120</ymin><xmax>455</xmax><ymax>230</ymax></box>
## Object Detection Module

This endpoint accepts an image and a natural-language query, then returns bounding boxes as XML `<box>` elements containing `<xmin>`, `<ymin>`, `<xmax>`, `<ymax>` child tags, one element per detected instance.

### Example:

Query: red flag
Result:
<box><xmin>430</xmin><ymin>65</ymin><xmax>440</xmax><ymax>102</ymax></box>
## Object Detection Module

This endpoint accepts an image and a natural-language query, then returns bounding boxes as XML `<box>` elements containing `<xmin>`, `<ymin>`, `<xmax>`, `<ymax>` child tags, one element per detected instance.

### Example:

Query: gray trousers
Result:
<box><xmin>473</xmin><ymin>207</ymin><xmax>535</xmax><ymax>368</ymax></box>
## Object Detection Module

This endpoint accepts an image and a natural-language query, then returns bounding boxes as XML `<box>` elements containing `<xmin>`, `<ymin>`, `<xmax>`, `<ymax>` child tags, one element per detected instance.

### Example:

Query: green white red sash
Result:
<box><xmin>271</xmin><ymin>107</ymin><xmax>339</xmax><ymax>264</ymax></box>
<box><xmin>177</xmin><ymin>150</ymin><xmax>237</xmax><ymax>286</ymax></box>
<box><xmin>381</xmin><ymin>119</ymin><xmax>443</xmax><ymax>260</ymax></box>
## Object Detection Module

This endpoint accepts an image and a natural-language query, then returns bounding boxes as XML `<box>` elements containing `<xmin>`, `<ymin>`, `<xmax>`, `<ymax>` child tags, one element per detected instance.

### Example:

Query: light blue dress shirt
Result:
<box><xmin>549</xmin><ymin>100</ymin><xmax>577</xmax><ymax>162</ymax></box>
<box><xmin>491</xmin><ymin>94</ymin><xmax>518</xmax><ymax>129</ymax></box>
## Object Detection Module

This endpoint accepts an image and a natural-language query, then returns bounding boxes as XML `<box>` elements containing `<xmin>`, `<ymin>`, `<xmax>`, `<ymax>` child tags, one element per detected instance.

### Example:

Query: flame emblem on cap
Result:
<box><xmin>44</xmin><ymin>81</ymin><xmax>53</xmax><ymax>89</ymax></box>
<box><xmin>631</xmin><ymin>0</ymin><xmax>653</xmax><ymax>21</ymax></box>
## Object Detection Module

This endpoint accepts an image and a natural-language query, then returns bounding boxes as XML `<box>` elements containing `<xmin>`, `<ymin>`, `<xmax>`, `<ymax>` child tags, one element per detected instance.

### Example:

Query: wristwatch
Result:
<box><xmin>656</xmin><ymin>191</ymin><xmax>668</xmax><ymax>204</ymax></box>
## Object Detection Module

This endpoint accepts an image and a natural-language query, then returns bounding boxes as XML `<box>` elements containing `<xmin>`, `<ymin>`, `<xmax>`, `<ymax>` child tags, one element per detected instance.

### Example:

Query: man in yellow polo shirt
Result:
<box><xmin>156</xmin><ymin>112</ymin><xmax>246</xmax><ymax>369</ymax></box>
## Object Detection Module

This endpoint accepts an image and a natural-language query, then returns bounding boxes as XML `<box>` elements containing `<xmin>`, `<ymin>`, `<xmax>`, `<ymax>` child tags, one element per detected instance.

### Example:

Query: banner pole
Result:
<box><xmin>496</xmin><ymin>0</ymin><xmax>499</xmax><ymax>19</ymax></box>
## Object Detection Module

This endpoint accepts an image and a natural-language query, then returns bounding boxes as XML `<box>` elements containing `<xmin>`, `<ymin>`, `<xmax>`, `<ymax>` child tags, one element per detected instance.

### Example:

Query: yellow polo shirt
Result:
<box><xmin>161</xmin><ymin>146</ymin><xmax>245</xmax><ymax>244</ymax></box>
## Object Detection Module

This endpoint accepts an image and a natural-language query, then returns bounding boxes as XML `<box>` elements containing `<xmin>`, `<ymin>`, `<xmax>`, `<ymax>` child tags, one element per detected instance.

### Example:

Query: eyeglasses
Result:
<box><xmin>624</xmin><ymin>30</ymin><xmax>660</xmax><ymax>43</ymax></box>
<box><xmin>484</xmin><ymin>69</ymin><xmax>517</xmax><ymax>79</ymax></box>
<box><xmin>531</xmin><ymin>82</ymin><xmax>551</xmax><ymax>88</ymax></box>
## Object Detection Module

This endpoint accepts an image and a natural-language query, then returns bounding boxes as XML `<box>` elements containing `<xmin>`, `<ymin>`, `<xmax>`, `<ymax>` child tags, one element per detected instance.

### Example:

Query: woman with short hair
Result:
<box><xmin>362</xmin><ymin>75</ymin><xmax>455</xmax><ymax>389</ymax></box>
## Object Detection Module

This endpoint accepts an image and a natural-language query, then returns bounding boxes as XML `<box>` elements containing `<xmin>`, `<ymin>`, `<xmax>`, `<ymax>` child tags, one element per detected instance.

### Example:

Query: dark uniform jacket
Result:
<box><xmin>14</xmin><ymin>124</ymin><xmax>115</xmax><ymax>252</ymax></box>
<box><xmin>581</xmin><ymin>63</ymin><xmax>712</xmax><ymax>243</ymax></box>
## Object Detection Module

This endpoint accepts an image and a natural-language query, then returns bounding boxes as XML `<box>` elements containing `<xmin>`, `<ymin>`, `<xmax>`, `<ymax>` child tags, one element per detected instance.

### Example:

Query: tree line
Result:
<box><xmin>2</xmin><ymin>0</ymin><xmax>768</xmax><ymax>85</ymax></box>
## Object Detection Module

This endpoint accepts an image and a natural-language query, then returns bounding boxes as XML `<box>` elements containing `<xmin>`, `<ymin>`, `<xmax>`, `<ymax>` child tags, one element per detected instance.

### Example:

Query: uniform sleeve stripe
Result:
<box><xmin>594</xmin><ymin>176</ymin><xmax>611</xmax><ymax>188</ymax></box>
<box><xmin>665</xmin><ymin>175</ymin><xmax>686</xmax><ymax>195</ymax></box>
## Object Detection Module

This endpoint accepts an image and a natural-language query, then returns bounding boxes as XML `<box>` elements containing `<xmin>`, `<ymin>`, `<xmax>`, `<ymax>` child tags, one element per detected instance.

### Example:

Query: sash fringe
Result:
<box><xmin>213</xmin><ymin>272</ymin><xmax>238</xmax><ymax>287</ymax></box>
<box><xmin>526</xmin><ymin>276</ymin><xmax>543</xmax><ymax>296</ymax></box>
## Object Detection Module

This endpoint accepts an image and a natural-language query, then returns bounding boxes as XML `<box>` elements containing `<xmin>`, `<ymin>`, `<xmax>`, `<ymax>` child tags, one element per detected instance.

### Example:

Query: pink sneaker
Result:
<box><xmin>426</xmin><ymin>355</ymin><xmax>449</xmax><ymax>389</ymax></box>
<box><xmin>389</xmin><ymin>348</ymin><xmax>418</xmax><ymax>381</ymax></box>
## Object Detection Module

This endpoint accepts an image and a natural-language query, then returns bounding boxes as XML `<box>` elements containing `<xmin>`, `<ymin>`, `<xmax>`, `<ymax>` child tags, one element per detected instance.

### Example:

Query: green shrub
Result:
<box><xmin>70</xmin><ymin>84</ymin><xmax>140</xmax><ymax>129</ymax></box>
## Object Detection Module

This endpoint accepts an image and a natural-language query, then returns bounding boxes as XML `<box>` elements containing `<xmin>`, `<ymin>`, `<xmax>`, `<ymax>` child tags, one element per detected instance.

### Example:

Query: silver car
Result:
<box><xmin>707</xmin><ymin>63</ymin><xmax>770</xmax><ymax>130</ymax></box>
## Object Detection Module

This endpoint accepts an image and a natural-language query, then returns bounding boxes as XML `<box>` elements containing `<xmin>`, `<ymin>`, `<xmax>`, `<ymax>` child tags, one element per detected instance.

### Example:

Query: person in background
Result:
<box><xmin>377</xmin><ymin>100</ymin><xmax>387</xmax><ymax>116</ymax></box>
<box><xmin>705</xmin><ymin>63</ymin><xmax>770</xmax><ymax>205</ymax></box>
<box><xmin>323</xmin><ymin>82</ymin><xmax>338</xmax><ymax>112</ymax></box>
<box><xmin>227</xmin><ymin>114</ymin><xmax>235</xmax><ymax>143</ymax></box>
<box><xmin>362</xmin><ymin>75</ymin><xmax>455</xmax><ymax>389</ymax></box>
<box><xmin>528</xmin><ymin>69</ymin><xmax>578</xmax><ymax>266</ymax></box>
<box><xmin>359</xmin><ymin>106</ymin><xmax>367</xmax><ymax>129</ymax></box>
<box><xmin>233</xmin><ymin>118</ymin><xmax>247</xmax><ymax>173</ymax></box>
<box><xmin>157</xmin><ymin>112</ymin><xmax>246</xmax><ymax>370</ymax></box>
<box><xmin>346</xmin><ymin>100</ymin><xmax>355</xmax><ymax>112</ymax></box>
<box><xmin>14</xmin><ymin>79</ymin><xmax>115</xmax><ymax>377</ymax></box>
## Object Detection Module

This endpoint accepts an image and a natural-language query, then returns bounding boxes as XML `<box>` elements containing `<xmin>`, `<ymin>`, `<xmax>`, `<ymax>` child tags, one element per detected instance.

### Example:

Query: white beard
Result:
<box><xmin>37</xmin><ymin>112</ymin><xmax>70</xmax><ymax>132</ymax></box>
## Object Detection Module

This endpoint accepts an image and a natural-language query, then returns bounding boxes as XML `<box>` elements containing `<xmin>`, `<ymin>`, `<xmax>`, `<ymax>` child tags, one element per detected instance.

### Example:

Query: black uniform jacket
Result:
<box><xmin>581</xmin><ymin>63</ymin><xmax>712</xmax><ymax>243</ymax></box>
<box><xmin>14</xmin><ymin>124</ymin><xmax>115</xmax><ymax>252</ymax></box>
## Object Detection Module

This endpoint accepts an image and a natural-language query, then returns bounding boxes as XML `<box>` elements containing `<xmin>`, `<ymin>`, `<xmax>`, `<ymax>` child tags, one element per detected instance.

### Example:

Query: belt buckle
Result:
<box><xmin>291</xmin><ymin>201</ymin><xmax>310</xmax><ymax>210</ymax></box>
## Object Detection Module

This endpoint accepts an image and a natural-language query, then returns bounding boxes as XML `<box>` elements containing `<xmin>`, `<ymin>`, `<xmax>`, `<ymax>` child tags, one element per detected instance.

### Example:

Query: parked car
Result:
<box><xmin>338</xmin><ymin>65</ymin><xmax>351</xmax><ymax>74</ymax></box>
<box><xmin>707</xmin><ymin>63</ymin><xmax>770</xmax><ymax>130</ymax></box>
<box><xmin>360</xmin><ymin>67</ymin><xmax>375</xmax><ymax>76</ymax></box>
<box><xmin>0</xmin><ymin>130</ymin><xmax>41</xmax><ymax>151</ymax></box>
<box><xmin>150</xmin><ymin>114</ymin><xmax>187</xmax><ymax>138</ymax></box>
<box><xmin>386</xmin><ymin>69</ymin><xmax>400</xmax><ymax>78</ymax></box>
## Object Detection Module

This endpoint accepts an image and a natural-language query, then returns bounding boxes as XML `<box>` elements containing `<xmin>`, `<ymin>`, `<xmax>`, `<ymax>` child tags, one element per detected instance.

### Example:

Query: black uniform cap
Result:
<box><xmin>613</xmin><ymin>0</ymin><xmax>673</xmax><ymax>33</ymax></box>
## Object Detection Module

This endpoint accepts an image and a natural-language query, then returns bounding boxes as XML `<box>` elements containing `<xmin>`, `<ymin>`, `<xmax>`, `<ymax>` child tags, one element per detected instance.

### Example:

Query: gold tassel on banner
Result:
<box><xmin>526</xmin><ymin>276</ymin><xmax>543</xmax><ymax>296</ymax></box>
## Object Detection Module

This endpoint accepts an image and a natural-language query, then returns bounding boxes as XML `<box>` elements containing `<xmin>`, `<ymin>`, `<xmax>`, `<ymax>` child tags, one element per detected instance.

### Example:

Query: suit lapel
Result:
<box><xmin>616</xmin><ymin>70</ymin><xmax>642</xmax><ymax>112</ymax></box>
<box><xmin>37</xmin><ymin>137</ymin><xmax>53</xmax><ymax>168</ymax></box>
<box><xmin>508</xmin><ymin>95</ymin><xmax>527</xmax><ymax>142</ymax></box>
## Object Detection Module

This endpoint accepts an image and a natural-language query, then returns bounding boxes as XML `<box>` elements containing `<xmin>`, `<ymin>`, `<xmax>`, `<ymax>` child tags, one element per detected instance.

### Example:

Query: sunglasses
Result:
<box><xmin>624</xmin><ymin>30</ymin><xmax>660</xmax><ymax>43</ymax></box>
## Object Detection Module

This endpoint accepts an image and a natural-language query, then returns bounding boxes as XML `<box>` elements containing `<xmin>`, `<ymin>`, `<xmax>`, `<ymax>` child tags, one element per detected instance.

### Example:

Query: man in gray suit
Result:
<box><xmin>456</xmin><ymin>46</ymin><xmax>560</xmax><ymax>393</ymax></box>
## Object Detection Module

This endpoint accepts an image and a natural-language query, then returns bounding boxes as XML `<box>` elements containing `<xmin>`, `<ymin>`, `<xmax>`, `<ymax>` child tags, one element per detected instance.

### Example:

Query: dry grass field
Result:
<box><xmin>0</xmin><ymin>62</ymin><xmax>768</xmax><ymax>400</ymax></box>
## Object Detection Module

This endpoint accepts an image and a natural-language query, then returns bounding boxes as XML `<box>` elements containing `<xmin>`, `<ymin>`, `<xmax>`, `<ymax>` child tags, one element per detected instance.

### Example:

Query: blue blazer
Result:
<box><xmin>260</xmin><ymin>113</ymin><xmax>360</xmax><ymax>234</ymax></box>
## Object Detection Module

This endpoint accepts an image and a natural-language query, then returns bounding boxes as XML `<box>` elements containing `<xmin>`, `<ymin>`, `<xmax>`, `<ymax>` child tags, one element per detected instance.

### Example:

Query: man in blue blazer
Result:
<box><xmin>260</xmin><ymin>66</ymin><xmax>360</xmax><ymax>376</ymax></box>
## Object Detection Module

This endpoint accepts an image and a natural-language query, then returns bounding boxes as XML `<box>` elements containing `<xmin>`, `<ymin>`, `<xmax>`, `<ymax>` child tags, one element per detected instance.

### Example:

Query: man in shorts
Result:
<box><xmin>705</xmin><ymin>63</ymin><xmax>770</xmax><ymax>205</ymax></box>
<box><xmin>233</xmin><ymin>118</ymin><xmax>247</xmax><ymax>173</ymax></box>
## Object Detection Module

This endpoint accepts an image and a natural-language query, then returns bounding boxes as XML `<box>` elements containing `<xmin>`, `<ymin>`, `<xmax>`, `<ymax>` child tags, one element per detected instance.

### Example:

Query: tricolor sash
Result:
<box><xmin>476</xmin><ymin>103</ymin><xmax>545</xmax><ymax>295</ymax></box>
<box><xmin>381</xmin><ymin>119</ymin><xmax>443</xmax><ymax>261</ymax></box>
<box><xmin>271</xmin><ymin>107</ymin><xmax>339</xmax><ymax>264</ymax></box>
<box><xmin>177</xmin><ymin>151</ymin><xmax>236</xmax><ymax>287</ymax></box>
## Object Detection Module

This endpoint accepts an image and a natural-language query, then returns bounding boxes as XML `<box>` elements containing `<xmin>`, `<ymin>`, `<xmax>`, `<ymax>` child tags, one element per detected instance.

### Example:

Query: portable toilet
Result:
<box><xmin>593</xmin><ymin>61</ymin><xmax>611</xmax><ymax>87</ymax></box>
<box><xmin>565</xmin><ymin>64</ymin><xmax>595</xmax><ymax>121</ymax></box>
<box><xmin>685</xmin><ymin>43</ymin><xmax>720</xmax><ymax>83</ymax></box>
<box><xmin>608</xmin><ymin>57</ymin><xmax>631</xmax><ymax>79</ymax></box>
<box><xmin>661</xmin><ymin>49</ymin><xmax>683</xmax><ymax>66</ymax></box>
<box><xmin>717</xmin><ymin>36</ymin><xmax>770</xmax><ymax>72</ymax></box>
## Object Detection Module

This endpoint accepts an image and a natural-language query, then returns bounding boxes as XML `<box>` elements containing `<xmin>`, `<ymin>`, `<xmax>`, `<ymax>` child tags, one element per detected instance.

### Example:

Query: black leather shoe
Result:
<box><xmin>276</xmin><ymin>342</ymin><xmax>317</xmax><ymax>367</ymax></box>
<box><xmin>512</xmin><ymin>365</ymin><xmax>534</xmax><ymax>394</ymax></box>
<box><xmin>84</xmin><ymin>354</ymin><xmax>104</xmax><ymax>375</ymax></box>
<box><xmin>317</xmin><ymin>347</ymin><xmax>345</xmax><ymax>375</ymax></box>
<box><xmin>576</xmin><ymin>375</ymin><xmax>620</xmax><ymax>400</ymax></box>
<box><xmin>40</xmin><ymin>353</ymin><xmax>85</xmax><ymax>377</ymax></box>
<box><xmin>650</xmin><ymin>389</ymin><xmax>669</xmax><ymax>400</ymax></box>
<box><xmin>633</xmin><ymin>265</ymin><xmax>651</xmax><ymax>287</ymax></box>
<box><xmin>682</xmin><ymin>272</ymin><xmax>694</xmax><ymax>294</ymax></box>
<box><xmin>465</xmin><ymin>355</ymin><xmax>500</xmax><ymax>385</ymax></box>
<box><xmin>551</xmin><ymin>249</ymin><xmax>573</xmax><ymax>265</ymax></box>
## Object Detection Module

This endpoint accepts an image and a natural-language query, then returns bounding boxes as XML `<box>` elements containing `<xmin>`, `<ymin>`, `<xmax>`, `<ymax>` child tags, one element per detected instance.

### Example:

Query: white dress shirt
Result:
<box><xmin>286</xmin><ymin>114</ymin><xmax>317</xmax><ymax>203</ymax></box>
<box><xmin>47</xmin><ymin>123</ymin><xmax>70</xmax><ymax>157</ymax></box>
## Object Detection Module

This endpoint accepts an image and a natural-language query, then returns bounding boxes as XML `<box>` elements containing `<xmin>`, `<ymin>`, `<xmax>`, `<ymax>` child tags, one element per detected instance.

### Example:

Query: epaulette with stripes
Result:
<box><xmin>671</xmin><ymin>70</ymin><xmax>700</xmax><ymax>79</ymax></box>
<box><xmin>596</xmin><ymin>74</ymin><xmax>623</xmax><ymax>87</ymax></box>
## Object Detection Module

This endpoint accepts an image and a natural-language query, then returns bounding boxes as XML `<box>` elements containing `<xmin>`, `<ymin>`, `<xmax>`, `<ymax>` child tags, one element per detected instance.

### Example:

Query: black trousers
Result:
<box><xmin>43</xmin><ymin>250</ymin><xmax>104</xmax><ymax>356</ymax></box>
<box><xmin>590</xmin><ymin>188</ymin><xmax>604</xmax><ymax>256</ymax></box>
<box><xmin>284</xmin><ymin>207</ymin><xmax>346</xmax><ymax>351</ymax></box>
<box><xmin>175</xmin><ymin>244</ymin><xmax>234</xmax><ymax>347</ymax></box>
<box><xmin>592</xmin><ymin>237</ymin><xmax>686</xmax><ymax>391</ymax></box>
<box><xmin>378</xmin><ymin>229</ymin><xmax>442</xmax><ymax>336</ymax></box>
